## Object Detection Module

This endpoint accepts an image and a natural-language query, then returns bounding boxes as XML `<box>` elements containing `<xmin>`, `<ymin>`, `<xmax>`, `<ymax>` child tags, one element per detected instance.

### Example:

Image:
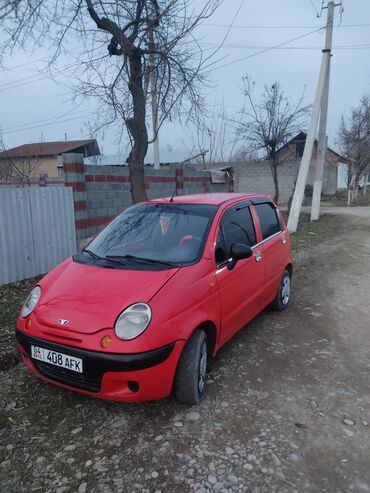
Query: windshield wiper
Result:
<box><xmin>81</xmin><ymin>248</ymin><xmax>101</xmax><ymax>260</ymax></box>
<box><xmin>105</xmin><ymin>254</ymin><xmax>178</xmax><ymax>267</ymax></box>
<box><xmin>81</xmin><ymin>249</ymin><xmax>126</xmax><ymax>265</ymax></box>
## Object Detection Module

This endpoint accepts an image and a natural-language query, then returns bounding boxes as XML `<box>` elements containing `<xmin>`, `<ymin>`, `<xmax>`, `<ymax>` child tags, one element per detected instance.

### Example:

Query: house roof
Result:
<box><xmin>279</xmin><ymin>131</ymin><xmax>346</xmax><ymax>162</ymax></box>
<box><xmin>0</xmin><ymin>139</ymin><xmax>100</xmax><ymax>159</ymax></box>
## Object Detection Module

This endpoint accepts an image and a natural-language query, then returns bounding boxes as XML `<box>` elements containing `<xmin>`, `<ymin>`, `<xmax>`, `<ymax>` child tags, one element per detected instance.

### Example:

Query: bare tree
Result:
<box><xmin>0</xmin><ymin>136</ymin><xmax>43</xmax><ymax>184</ymax></box>
<box><xmin>237</xmin><ymin>76</ymin><xmax>310</xmax><ymax>203</ymax></box>
<box><xmin>337</xmin><ymin>95</ymin><xmax>370</xmax><ymax>204</ymax></box>
<box><xmin>1</xmin><ymin>0</ymin><xmax>222</xmax><ymax>202</ymax></box>
<box><xmin>12</xmin><ymin>156</ymin><xmax>43</xmax><ymax>185</ymax></box>
<box><xmin>189</xmin><ymin>102</ymin><xmax>242</xmax><ymax>168</ymax></box>
<box><xmin>0</xmin><ymin>135</ymin><xmax>13</xmax><ymax>182</ymax></box>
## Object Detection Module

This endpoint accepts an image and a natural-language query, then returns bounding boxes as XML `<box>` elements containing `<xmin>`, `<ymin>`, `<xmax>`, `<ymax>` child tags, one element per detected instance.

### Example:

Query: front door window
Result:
<box><xmin>216</xmin><ymin>204</ymin><xmax>256</xmax><ymax>265</ymax></box>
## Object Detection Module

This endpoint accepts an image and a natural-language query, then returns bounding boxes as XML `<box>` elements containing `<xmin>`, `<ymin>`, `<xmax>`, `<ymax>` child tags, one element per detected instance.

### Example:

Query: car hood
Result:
<box><xmin>35</xmin><ymin>258</ymin><xmax>180</xmax><ymax>334</ymax></box>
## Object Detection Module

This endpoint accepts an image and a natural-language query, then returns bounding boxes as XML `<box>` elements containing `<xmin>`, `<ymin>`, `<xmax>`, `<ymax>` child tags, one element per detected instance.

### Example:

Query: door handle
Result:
<box><xmin>255</xmin><ymin>251</ymin><xmax>263</xmax><ymax>262</ymax></box>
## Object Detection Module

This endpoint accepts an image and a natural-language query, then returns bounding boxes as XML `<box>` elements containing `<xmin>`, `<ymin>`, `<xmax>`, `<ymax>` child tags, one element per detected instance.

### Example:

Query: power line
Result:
<box><xmin>2</xmin><ymin>111</ymin><xmax>95</xmax><ymax>135</ymax></box>
<box><xmin>0</xmin><ymin>73</ymin><xmax>48</xmax><ymax>91</ymax></box>
<box><xmin>202</xmin><ymin>41</ymin><xmax>370</xmax><ymax>50</ymax></box>
<box><xmin>0</xmin><ymin>55</ymin><xmax>108</xmax><ymax>92</ymax></box>
<box><xmin>2</xmin><ymin>108</ymin><xmax>89</xmax><ymax>133</ymax></box>
<box><xmin>204</xmin><ymin>22</ymin><xmax>370</xmax><ymax>29</ymax></box>
<box><xmin>1</xmin><ymin>46</ymin><xmax>106</xmax><ymax>72</ymax></box>
<box><xmin>0</xmin><ymin>56</ymin><xmax>50</xmax><ymax>71</ymax></box>
<box><xmin>206</xmin><ymin>28</ymin><xmax>323</xmax><ymax>72</ymax></box>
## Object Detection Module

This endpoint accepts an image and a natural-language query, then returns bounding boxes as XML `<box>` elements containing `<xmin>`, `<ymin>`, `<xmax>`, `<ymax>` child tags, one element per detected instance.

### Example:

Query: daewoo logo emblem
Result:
<box><xmin>58</xmin><ymin>319</ymin><xmax>69</xmax><ymax>326</ymax></box>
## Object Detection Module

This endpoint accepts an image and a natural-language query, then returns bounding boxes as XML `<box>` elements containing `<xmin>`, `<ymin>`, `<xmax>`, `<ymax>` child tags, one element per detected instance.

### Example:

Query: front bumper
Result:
<box><xmin>16</xmin><ymin>328</ymin><xmax>184</xmax><ymax>402</ymax></box>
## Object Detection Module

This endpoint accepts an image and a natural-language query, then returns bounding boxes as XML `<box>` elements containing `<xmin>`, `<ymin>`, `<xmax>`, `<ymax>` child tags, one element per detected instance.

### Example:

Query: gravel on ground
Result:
<box><xmin>1</xmin><ymin>213</ymin><xmax>370</xmax><ymax>493</ymax></box>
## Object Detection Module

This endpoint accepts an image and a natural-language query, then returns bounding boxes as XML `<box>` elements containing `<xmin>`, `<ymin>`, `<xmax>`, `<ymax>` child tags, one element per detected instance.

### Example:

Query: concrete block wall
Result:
<box><xmin>0</xmin><ymin>176</ymin><xmax>64</xmax><ymax>187</ymax></box>
<box><xmin>84</xmin><ymin>167</ymin><xmax>132</xmax><ymax>238</ymax></box>
<box><xmin>62</xmin><ymin>154</ymin><xmax>229</xmax><ymax>241</ymax></box>
<box><xmin>233</xmin><ymin>159</ymin><xmax>338</xmax><ymax>203</ymax></box>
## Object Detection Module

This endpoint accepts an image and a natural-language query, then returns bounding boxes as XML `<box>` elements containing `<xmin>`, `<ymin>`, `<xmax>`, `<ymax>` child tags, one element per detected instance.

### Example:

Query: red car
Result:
<box><xmin>16</xmin><ymin>193</ymin><xmax>292</xmax><ymax>404</ymax></box>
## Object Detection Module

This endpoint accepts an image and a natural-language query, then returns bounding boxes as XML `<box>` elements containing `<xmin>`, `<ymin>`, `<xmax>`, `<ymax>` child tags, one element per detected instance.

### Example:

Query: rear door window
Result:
<box><xmin>255</xmin><ymin>202</ymin><xmax>281</xmax><ymax>240</ymax></box>
<box><xmin>216</xmin><ymin>204</ymin><xmax>256</xmax><ymax>263</ymax></box>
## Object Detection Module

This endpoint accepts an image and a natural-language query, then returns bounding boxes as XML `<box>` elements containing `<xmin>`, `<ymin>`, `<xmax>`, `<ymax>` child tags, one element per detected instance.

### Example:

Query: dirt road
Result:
<box><xmin>1</xmin><ymin>213</ymin><xmax>370</xmax><ymax>493</ymax></box>
<box><xmin>302</xmin><ymin>205</ymin><xmax>370</xmax><ymax>219</ymax></box>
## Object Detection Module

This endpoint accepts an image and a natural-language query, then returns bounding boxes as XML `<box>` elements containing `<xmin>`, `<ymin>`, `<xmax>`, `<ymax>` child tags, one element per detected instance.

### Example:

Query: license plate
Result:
<box><xmin>31</xmin><ymin>345</ymin><xmax>83</xmax><ymax>373</ymax></box>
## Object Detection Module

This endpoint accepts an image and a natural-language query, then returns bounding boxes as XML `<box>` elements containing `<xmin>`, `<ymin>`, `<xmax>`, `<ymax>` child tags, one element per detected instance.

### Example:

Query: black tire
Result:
<box><xmin>174</xmin><ymin>329</ymin><xmax>207</xmax><ymax>405</ymax></box>
<box><xmin>270</xmin><ymin>269</ymin><xmax>291</xmax><ymax>311</ymax></box>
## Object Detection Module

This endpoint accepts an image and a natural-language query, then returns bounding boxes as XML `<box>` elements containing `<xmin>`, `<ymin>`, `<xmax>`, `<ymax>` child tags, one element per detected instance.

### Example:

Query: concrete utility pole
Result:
<box><xmin>311</xmin><ymin>1</ymin><xmax>335</xmax><ymax>221</ymax></box>
<box><xmin>287</xmin><ymin>1</ymin><xmax>336</xmax><ymax>232</ymax></box>
<box><xmin>364</xmin><ymin>172</ymin><xmax>369</xmax><ymax>196</ymax></box>
<box><xmin>149</xmin><ymin>28</ymin><xmax>160</xmax><ymax>169</ymax></box>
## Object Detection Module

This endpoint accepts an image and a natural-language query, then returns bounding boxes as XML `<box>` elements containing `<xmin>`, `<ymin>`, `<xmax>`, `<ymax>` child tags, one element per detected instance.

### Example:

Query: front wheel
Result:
<box><xmin>270</xmin><ymin>269</ymin><xmax>291</xmax><ymax>311</ymax></box>
<box><xmin>174</xmin><ymin>330</ymin><xmax>207</xmax><ymax>404</ymax></box>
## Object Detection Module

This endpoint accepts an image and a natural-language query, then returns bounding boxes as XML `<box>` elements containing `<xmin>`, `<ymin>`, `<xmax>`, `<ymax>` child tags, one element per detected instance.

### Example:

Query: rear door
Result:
<box><xmin>253</xmin><ymin>201</ymin><xmax>286</xmax><ymax>303</ymax></box>
<box><xmin>215</xmin><ymin>202</ymin><xmax>265</xmax><ymax>346</ymax></box>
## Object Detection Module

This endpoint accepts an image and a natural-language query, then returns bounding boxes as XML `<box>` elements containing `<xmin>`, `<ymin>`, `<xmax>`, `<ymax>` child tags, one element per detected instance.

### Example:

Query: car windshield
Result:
<box><xmin>86</xmin><ymin>203</ymin><xmax>218</xmax><ymax>266</ymax></box>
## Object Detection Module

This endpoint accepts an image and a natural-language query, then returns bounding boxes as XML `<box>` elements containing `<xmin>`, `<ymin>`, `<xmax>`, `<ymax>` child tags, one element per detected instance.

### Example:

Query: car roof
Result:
<box><xmin>148</xmin><ymin>193</ymin><xmax>272</xmax><ymax>206</ymax></box>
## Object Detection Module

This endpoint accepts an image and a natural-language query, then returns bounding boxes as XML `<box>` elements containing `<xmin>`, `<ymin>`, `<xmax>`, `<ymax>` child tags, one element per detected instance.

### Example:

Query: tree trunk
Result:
<box><xmin>126</xmin><ymin>51</ymin><xmax>148</xmax><ymax>204</ymax></box>
<box><xmin>270</xmin><ymin>158</ymin><xmax>279</xmax><ymax>204</ymax></box>
<box><xmin>353</xmin><ymin>176</ymin><xmax>360</xmax><ymax>200</ymax></box>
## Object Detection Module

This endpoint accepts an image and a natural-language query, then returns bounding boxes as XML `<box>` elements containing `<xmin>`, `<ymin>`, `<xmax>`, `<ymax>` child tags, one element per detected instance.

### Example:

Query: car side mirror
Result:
<box><xmin>231</xmin><ymin>243</ymin><xmax>253</xmax><ymax>260</ymax></box>
<box><xmin>228</xmin><ymin>243</ymin><xmax>253</xmax><ymax>270</ymax></box>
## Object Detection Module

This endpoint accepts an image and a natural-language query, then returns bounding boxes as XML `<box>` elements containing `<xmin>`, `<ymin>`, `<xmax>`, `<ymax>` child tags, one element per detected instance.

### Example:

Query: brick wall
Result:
<box><xmin>233</xmin><ymin>159</ymin><xmax>338</xmax><ymax>203</ymax></box>
<box><xmin>63</xmin><ymin>154</ymin><xmax>229</xmax><ymax>241</ymax></box>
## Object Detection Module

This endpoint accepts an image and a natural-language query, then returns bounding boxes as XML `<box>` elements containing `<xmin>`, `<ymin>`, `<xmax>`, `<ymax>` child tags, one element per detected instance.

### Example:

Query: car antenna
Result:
<box><xmin>169</xmin><ymin>187</ymin><xmax>176</xmax><ymax>202</ymax></box>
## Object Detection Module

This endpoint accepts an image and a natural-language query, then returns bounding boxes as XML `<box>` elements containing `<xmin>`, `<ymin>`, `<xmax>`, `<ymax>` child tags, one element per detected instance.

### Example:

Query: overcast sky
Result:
<box><xmin>1</xmin><ymin>0</ymin><xmax>369</xmax><ymax>158</ymax></box>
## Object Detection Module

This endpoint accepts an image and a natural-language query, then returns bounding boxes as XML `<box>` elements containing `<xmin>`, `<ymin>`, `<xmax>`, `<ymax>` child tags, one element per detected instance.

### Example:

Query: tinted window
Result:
<box><xmin>255</xmin><ymin>203</ymin><xmax>281</xmax><ymax>240</ymax></box>
<box><xmin>216</xmin><ymin>205</ymin><xmax>256</xmax><ymax>263</ymax></box>
<box><xmin>86</xmin><ymin>203</ymin><xmax>217</xmax><ymax>266</ymax></box>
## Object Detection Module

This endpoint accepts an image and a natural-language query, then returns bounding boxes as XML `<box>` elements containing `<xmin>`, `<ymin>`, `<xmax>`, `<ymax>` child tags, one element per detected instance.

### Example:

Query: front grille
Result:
<box><xmin>34</xmin><ymin>361</ymin><xmax>101</xmax><ymax>393</ymax></box>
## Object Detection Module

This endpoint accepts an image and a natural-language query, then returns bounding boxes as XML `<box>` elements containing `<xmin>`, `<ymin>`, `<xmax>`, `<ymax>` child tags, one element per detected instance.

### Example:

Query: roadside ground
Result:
<box><xmin>304</xmin><ymin>191</ymin><xmax>370</xmax><ymax>208</ymax></box>
<box><xmin>1</xmin><ymin>211</ymin><xmax>370</xmax><ymax>493</ymax></box>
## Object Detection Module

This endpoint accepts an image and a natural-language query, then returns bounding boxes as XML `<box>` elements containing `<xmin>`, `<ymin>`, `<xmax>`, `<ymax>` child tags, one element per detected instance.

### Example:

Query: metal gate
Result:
<box><xmin>0</xmin><ymin>187</ymin><xmax>76</xmax><ymax>285</ymax></box>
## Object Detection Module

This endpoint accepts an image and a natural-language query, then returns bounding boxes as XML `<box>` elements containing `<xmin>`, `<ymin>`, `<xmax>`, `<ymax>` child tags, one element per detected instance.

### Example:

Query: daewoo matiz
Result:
<box><xmin>16</xmin><ymin>193</ymin><xmax>292</xmax><ymax>404</ymax></box>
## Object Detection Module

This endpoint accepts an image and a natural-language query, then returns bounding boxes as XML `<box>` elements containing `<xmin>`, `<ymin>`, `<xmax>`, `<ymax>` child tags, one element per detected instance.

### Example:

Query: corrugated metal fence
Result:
<box><xmin>0</xmin><ymin>187</ymin><xmax>76</xmax><ymax>285</ymax></box>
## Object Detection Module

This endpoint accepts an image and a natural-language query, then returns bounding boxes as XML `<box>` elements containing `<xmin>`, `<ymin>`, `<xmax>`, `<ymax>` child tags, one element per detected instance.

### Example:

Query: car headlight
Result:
<box><xmin>21</xmin><ymin>286</ymin><xmax>41</xmax><ymax>318</ymax></box>
<box><xmin>114</xmin><ymin>303</ymin><xmax>152</xmax><ymax>341</ymax></box>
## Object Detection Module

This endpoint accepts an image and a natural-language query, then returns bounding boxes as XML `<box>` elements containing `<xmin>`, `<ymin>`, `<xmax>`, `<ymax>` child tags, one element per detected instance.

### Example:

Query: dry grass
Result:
<box><xmin>0</xmin><ymin>276</ymin><xmax>41</xmax><ymax>371</ymax></box>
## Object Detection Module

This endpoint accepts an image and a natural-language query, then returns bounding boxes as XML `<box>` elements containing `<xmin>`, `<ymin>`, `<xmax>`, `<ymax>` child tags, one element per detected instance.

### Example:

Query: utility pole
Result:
<box><xmin>149</xmin><ymin>28</ymin><xmax>160</xmax><ymax>169</ymax></box>
<box><xmin>311</xmin><ymin>1</ymin><xmax>334</xmax><ymax>221</ymax></box>
<box><xmin>287</xmin><ymin>1</ymin><xmax>336</xmax><ymax>232</ymax></box>
<box><xmin>364</xmin><ymin>172</ymin><xmax>369</xmax><ymax>196</ymax></box>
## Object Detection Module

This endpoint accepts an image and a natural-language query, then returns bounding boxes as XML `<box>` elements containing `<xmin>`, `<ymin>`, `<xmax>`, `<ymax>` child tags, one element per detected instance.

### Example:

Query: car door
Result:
<box><xmin>215</xmin><ymin>202</ymin><xmax>265</xmax><ymax>346</ymax></box>
<box><xmin>253</xmin><ymin>201</ymin><xmax>286</xmax><ymax>302</ymax></box>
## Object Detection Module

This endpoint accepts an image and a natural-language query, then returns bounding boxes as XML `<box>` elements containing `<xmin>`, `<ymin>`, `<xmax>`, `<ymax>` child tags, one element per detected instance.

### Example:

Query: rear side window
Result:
<box><xmin>216</xmin><ymin>204</ymin><xmax>256</xmax><ymax>263</ymax></box>
<box><xmin>255</xmin><ymin>203</ymin><xmax>281</xmax><ymax>240</ymax></box>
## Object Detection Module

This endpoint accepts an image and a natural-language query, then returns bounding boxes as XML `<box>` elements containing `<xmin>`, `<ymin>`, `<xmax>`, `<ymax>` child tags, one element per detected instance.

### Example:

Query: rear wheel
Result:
<box><xmin>270</xmin><ymin>269</ymin><xmax>291</xmax><ymax>311</ymax></box>
<box><xmin>174</xmin><ymin>330</ymin><xmax>207</xmax><ymax>404</ymax></box>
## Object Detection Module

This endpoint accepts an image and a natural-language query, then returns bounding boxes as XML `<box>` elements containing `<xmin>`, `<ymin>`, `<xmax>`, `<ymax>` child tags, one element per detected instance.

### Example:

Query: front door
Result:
<box><xmin>215</xmin><ymin>203</ymin><xmax>264</xmax><ymax>346</ymax></box>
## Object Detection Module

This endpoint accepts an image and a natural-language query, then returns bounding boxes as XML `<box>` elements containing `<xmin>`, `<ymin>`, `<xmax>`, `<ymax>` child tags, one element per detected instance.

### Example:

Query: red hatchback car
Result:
<box><xmin>16</xmin><ymin>193</ymin><xmax>292</xmax><ymax>404</ymax></box>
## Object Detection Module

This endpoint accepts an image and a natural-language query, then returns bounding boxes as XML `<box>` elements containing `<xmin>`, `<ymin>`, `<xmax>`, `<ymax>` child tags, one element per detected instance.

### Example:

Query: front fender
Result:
<box><xmin>145</xmin><ymin>259</ymin><xmax>221</xmax><ymax>349</ymax></box>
